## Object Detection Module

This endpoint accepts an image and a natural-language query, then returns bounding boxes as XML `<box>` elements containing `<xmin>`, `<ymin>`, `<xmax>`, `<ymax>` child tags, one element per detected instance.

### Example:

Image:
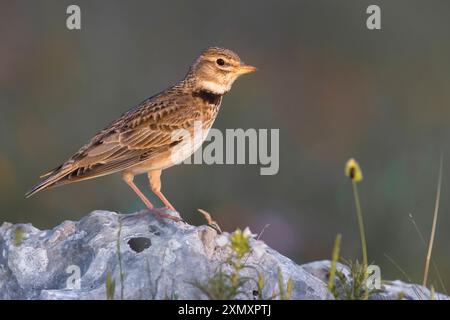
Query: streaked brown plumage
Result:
<box><xmin>26</xmin><ymin>47</ymin><xmax>256</xmax><ymax>220</ymax></box>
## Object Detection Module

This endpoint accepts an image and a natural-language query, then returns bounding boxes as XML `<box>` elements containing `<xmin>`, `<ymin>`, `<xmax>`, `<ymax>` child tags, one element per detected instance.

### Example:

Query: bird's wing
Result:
<box><xmin>26</xmin><ymin>90</ymin><xmax>202</xmax><ymax>197</ymax></box>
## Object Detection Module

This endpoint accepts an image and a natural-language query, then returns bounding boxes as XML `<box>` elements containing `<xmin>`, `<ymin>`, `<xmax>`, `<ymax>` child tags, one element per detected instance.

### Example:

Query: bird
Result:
<box><xmin>26</xmin><ymin>47</ymin><xmax>257</xmax><ymax>221</ymax></box>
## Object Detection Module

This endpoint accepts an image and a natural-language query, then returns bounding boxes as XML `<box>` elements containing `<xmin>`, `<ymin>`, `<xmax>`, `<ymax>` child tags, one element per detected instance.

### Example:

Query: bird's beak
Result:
<box><xmin>237</xmin><ymin>63</ymin><xmax>258</xmax><ymax>74</ymax></box>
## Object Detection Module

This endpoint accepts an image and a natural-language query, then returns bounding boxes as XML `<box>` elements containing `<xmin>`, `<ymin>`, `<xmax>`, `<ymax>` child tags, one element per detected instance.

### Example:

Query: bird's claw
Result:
<box><xmin>148</xmin><ymin>207</ymin><xmax>185</xmax><ymax>223</ymax></box>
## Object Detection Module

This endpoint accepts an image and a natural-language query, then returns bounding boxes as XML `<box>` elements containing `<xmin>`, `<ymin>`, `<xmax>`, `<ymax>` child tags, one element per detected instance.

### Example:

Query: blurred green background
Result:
<box><xmin>1</xmin><ymin>0</ymin><xmax>450</xmax><ymax>290</ymax></box>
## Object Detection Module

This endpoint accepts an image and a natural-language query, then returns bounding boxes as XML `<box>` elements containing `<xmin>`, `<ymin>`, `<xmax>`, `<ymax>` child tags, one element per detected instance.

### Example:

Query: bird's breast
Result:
<box><xmin>168</xmin><ymin>119</ymin><xmax>214</xmax><ymax>166</ymax></box>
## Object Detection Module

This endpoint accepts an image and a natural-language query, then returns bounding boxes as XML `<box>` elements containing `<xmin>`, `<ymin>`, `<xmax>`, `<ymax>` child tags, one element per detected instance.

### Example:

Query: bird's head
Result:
<box><xmin>188</xmin><ymin>47</ymin><xmax>257</xmax><ymax>95</ymax></box>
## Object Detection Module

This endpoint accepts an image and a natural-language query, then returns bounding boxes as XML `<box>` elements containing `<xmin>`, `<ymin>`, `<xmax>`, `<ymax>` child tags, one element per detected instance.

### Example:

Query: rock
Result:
<box><xmin>0</xmin><ymin>210</ymin><xmax>328</xmax><ymax>300</ymax></box>
<box><xmin>0</xmin><ymin>210</ymin><xmax>447</xmax><ymax>300</ymax></box>
<box><xmin>301</xmin><ymin>260</ymin><xmax>450</xmax><ymax>300</ymax></box>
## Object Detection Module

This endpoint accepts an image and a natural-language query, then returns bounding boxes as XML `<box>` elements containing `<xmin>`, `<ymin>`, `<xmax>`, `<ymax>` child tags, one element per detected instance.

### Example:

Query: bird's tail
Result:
<box><xmin>25</xmin><ymin>164</ymin><xmax>74</xmax><ymax>198</ymax></box>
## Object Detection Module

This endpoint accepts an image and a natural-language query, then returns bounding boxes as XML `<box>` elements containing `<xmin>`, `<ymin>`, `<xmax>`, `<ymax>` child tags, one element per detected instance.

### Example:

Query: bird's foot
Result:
<box><xmin>134</xmin><ymin>206</ymin><xmax>183</xmax><ymax>223</ymax></box>
<box><xmin>152</xmin><ymin>207</ymin><xmax>184</xmax><ymax>222</ymax></box>
<box><xmin>123</xmin><ymin>207</ymin><xmax>184</xmax><ymax>223</ymax></box>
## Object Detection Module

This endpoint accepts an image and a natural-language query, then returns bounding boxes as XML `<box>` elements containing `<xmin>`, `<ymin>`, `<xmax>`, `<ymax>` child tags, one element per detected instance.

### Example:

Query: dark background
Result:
<box><xmin>1</xmin><ymin>0</ymin><xmax>450</xmax><ymax>291</ymax></box>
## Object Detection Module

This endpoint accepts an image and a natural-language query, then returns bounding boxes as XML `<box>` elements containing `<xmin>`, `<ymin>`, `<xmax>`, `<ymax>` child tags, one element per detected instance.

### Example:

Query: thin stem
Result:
<box><xmin>423</xmin><ymin>156</ymin><xmax>443</xmax><ymax>288</ymax></box>
<box><xmin>328</xmin><ymin>234</ymin><xmax>342</xmax><ymax>294</ymax></box>
<box><xmin>383</xmin><ymin>253</ymin><xmax>412</xmax><ymax>283</ymax></box>
<box><xmin>352</xmin><ymin>181</ymin><xmax>368</xmax><ymax>269</ymax></box>
<box><xmin>409</xmin><ymin>213</ymin><xmax>447</xmax><ymax>294</ymax></box>
<box><xmin>117</xmin><ymin>217</ymin><xmax>125</xmax><ymax>300</ymax></box>
<box><xmin>352</xmin><ymin>181</ymin><xmax>368</xmax><ymax>299</ymax></box>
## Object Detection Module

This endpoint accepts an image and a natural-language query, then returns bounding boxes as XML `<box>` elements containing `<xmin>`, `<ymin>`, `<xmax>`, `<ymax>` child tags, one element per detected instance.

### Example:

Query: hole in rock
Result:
<box><xmin>127</xmin><ymin>237</ymin><xmax>152</xmax><ymax>253</ymax></box>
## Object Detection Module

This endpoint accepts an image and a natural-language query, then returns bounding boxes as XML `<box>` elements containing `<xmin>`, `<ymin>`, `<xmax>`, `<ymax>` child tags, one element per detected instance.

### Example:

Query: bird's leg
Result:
<box><xmin>122</xmin><ymin>171</ymin><xmax>181</xmax><ymax>222</ymax></box>
<box><xmin>148</xmin><ymin>170</ymin><xmax>180</xmax><ymax>217</ymax></box>
<box><xmin>122</xmin><ymin>172</ymin><xmax>154</xmax><ymax>209</ymax></box>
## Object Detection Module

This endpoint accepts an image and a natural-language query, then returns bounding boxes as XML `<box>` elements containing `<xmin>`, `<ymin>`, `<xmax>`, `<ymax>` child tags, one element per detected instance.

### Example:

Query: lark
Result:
<box><xmin>26</xmin><ymin>47</ymin><xmax>257</xmax><ymax>220</ymax></box>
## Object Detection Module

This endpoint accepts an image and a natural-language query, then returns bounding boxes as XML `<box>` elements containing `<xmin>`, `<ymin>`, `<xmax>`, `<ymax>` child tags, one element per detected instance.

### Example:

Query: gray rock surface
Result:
<box><xmin>0</xmin><ymin>210</ymin><xmax>447</xmax><ymax>300</ymax></box>
<box><xmin>302</xmin><ymin>260</ymin><xmax>449</xmax><ymax>300</ymax></box>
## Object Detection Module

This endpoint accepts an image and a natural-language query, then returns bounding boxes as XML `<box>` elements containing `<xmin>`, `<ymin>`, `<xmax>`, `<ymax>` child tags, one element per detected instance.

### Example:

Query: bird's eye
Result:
<box><xmin>216</xmin><ymin>58</ymin><xmax>225</xmax><ymax>66</ymax></box>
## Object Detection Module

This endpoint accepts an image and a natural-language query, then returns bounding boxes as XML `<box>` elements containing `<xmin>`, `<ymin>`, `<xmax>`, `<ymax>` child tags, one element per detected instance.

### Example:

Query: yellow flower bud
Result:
<box><xmin>345</xmin><ymin>158</ymin><xmax>363</xmax><ymax>182</ymax></box>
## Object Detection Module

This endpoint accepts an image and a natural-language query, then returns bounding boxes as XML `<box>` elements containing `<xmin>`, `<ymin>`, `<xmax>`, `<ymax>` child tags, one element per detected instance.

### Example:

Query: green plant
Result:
<box><xmin>327</xmin><ymin>234</ymin><xmax>342</xmax><ymax>294</ymax></box>
<box><xmin>331</xmin><ymin>259</ymin><xmax>380</xmax><ymax>300</ymax></box>
<box><xmin>13</xmin><ymin>226</ymin><xmax>24</xmax><ymax>246</ymax></box>
<box><xmin>345</xmin><ymin>158</ymin><xmax>369</xmax><ymax>299</ymax></box>
<box><xmin>274</xmin><ymin>267</ymin><xmax>294</xmax><ymax>300</ymax></box>
<box><xmin>116</xmin><ymin>217</ymin><xmax>125</xmax><ymax>300</ymax></box>
<box><xmin>192</xmin><ymin>228</ymin><xmax>293</xmax><ymax>300</ymax></box>
<box><xmin>164</xmin><ymin>292</ymin><xmax>179</xmax><ymax>300</ymax></box>
<box><xmin>326</xmin><ymin>233</ymin><xmax>378</xmax><ymax>300</ymax></box>
<box><xmin>106</xmin><ymin>272</ymin><xmax>116</xmax><ymax>300</ymax></box>
<box><xmin>192</xmin><ymin>229</ymin><xmax>255</xmax><ymax>299</ymax></box>
<box><xmin>193</xmin><ymin>264</ymin><xmax>253</xmax><ymax>300</ymax></box>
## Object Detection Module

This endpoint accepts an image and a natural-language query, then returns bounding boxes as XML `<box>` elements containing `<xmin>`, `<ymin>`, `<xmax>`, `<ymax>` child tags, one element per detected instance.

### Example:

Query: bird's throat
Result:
<box><xmin>192</xmin><ymin>90</ymin><xmax>223</xmax><ymax>105</ymax></box>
